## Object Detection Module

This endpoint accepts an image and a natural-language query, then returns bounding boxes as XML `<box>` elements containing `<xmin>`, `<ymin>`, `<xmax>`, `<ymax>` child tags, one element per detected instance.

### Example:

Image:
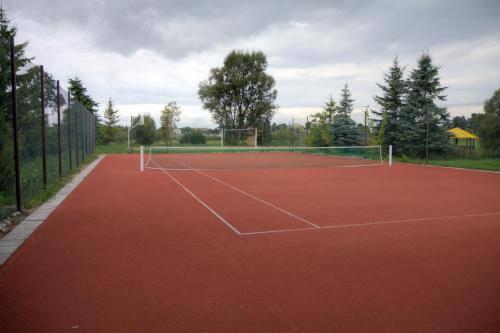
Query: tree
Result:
<box><xmin>68</xmin><ymin>77</ymin><xmax>101</xmax><ymax>143</ymax></box>
<box><xmin>68</xmin><ymin>77</ymin><xmax>99</xmax><ymax>115</ymax></box>
<box><xmin>400</xmin><ymin>53</ymin><xmax>449</xmax><ymax>158</ymax></box>
<box><xmin>451</xmin><ymin>116</ymin><xmax>468</xmax><ymax>129</ymax></box>
<box><xmin>478</xmin><ymin>88</ymin><xmax>500</xmax><ymax>156</ymax></box>
<box><xmin>373</xmin><ymin>57</ymin><xmax>407</xmax><ymax>152</ymax></box>
<box><xmin>100</xmin><ymin>98</ymin><xmax>119</xmax><ymax>144</ymax></box>
<box><xmin>133</xmin><ymin>114</ymin><xmax>156</xmax><ymax>145</ymax></box>
<box><xmin>198</xmin><ymin>50</ymin><xmax>277</xmax><ymax>129</ymax></box>
<box><xmin>160</xmin><ymin>101</ymin><xmax>181</xmax><ymax>144</ymax></box>
<box><xmin>307</xmin><ymin>112</ymin><xmax>333</xmax><ymax>147</ymax></box>
<box><xmin>0</xmin><ymin>6</ymin><xmax>32</xmax><ymax>204</ymax></box>
<box><xmin>468</xmin><ymin>113</ymin><xmax>483</xmax><ymax>134</ymax></box>
<box><xmin>332</xmin><ymin>84</ymin><xmax>360</xmax><ymax>146</ymax></box>
<box><xmin>307</xmin><ymin>96</ymin><xmax>336</xmax><ymax>147</ymax></box>
<box><xmin>179</xmin><ymin>128</ymin><xmax>207</xmax><ymax>144</ymax></box>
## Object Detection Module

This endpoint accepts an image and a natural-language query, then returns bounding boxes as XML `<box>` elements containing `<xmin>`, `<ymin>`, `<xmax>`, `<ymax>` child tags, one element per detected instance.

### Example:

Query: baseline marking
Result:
<box><xmin>169</xmin><ymin>157</ymin><xmax>321</xmax><ymax>229</ymax></box>
<box><xmin>151</xmin><ymin>160</ymin><xmax>242</xmax><ymax>235</ymax></box>
<box><xmin>239</xmin><ymin>211</ymin><xmax>500</xmax><ymax>236</ymax></box>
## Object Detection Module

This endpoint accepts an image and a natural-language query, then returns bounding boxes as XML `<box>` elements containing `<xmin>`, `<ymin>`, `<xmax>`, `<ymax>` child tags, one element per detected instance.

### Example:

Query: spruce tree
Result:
<box><xmin>100</xmin><ymin>98</ymin><xmax>119</xmax><ymax>144</ymax></box>
<box><xmin>373</xmin><ymin>57</ymin><xmax>406</xmax><ymax>153</ymax></box>
<box><xmin>400</xmin><ymin>53</ymin><xmax>448</xmax><ymax>157</ymax></box>
<box><xmin>332</xmin><ymin>84</ymin><xmax>359</xmax><ymax>146</ymax></box>
<box><xmin>68</xmin><ymin>77</ymin><xmax>99</xmax><ymax>114</ymax></box>
<box><xmin>0</xmin><ymin>6</ymin><xmax>32</xmax><ymax>201</ymax></box>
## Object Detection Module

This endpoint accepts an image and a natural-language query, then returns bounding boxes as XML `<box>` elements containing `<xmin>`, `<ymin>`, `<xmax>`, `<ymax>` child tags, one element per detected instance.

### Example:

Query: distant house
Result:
<box><xmin>173</xmin><ymin>128</ymin><xmax>181</xmax><ymax>136</ymax></box>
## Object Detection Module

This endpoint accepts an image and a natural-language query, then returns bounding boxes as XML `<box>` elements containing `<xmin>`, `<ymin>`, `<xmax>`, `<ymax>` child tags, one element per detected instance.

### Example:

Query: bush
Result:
<box><xmin>180</xmin><ymin>130</ymin><xmax>207</xmax><ymax>144</ymax></box>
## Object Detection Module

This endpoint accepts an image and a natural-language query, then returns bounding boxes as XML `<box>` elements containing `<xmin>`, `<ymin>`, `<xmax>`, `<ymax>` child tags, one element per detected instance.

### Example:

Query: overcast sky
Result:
<box><xmin>5</xmin><ymin>0</ymin><xmax>500</xmax><ymax>127</ymax></box>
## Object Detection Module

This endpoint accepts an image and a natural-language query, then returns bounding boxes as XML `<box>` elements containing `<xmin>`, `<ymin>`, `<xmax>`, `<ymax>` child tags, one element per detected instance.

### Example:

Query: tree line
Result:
<box><xmin>199</xmin><ymin>49</ymin><xmax>499</xmax><ymax>157</ymax></box>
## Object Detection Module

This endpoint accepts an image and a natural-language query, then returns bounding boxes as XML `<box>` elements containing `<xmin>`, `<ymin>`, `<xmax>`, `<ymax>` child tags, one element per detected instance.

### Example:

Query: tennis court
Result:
<box><xmin>1</xmin><ymin>148</ymin><xmax>499</xmax><ymax>331</ymax></box>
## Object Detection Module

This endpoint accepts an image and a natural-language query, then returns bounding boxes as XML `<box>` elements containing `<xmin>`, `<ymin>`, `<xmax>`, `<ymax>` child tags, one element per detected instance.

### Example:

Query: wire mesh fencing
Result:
<box><xmin>1</xmin><ymin>38</ymin><xmax>96</xmax><ymax>214</ymax></box>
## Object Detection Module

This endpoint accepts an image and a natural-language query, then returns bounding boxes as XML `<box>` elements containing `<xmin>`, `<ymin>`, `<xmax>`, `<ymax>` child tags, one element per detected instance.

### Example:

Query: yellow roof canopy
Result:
<box><xmin>446</xmin><ymin>127</ymin><xmax>478</xmax><ymax>139</ymax></box>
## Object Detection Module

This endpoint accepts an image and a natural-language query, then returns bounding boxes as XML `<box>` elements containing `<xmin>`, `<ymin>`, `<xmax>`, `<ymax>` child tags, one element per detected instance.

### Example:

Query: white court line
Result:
<box><xmin>395</xmin><ymin>162</ymin><xmax>500</xmax><ymax>174</ymax></box>
<box><xmin>151</xmin><ymin>160</ymin><xmax>242</xmax><ymax>235</ymax></box>
<box><xmin>239</xmin><ymin>212</ymin><xmax>500</xmax><ymax>236</ymax></box>
<box><xmin>168</xmin><ymin>157</ymin><xmax>321</xmax><ymax>229</ymax></box>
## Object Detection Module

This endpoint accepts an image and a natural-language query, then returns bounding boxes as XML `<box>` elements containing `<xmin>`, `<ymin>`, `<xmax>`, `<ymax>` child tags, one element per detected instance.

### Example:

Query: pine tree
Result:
<box><xmin>100</xmin><ymin>98</ymin><xmax>119</xmax><ymax>144</ymax></box>
<box><xmin>400</xmin><ymin>53</ymin><xmax>448</xmax><ymax>157</ymax></box>
<box><xmin>68</xmin><ymin>77</ymin><xmax>99</xmax><ymax>114</ymax></box>
<box><xmin>332</xmin><ymin>83</ymin><xmax>359</xmax><ymax>146</ymax></box>
<box><xmin>0</xmin><ymin>6</ymin><xmax>32</xmax><ymax>199</ymax></box>
<box><xmin>373</xmin><ymin>57</ymin><xmax>406</xmax><ymax>152</ymax></box>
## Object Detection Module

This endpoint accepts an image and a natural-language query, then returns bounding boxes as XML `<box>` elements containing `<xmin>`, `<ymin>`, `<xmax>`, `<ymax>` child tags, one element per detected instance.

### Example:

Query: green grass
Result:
<box><xmin>395</xmin><ymin>157</ymin><xmax>500</xmax><ymax>172</ymax></box>
<box><xmin>95</xmin><ymin>142</ymin><xmax>134</xmax><ymax>154</ymax></box>
<box><xmin>1</xmin><ymin>153</ymin><xmax>97</xmax><ymax>218</ymax></box>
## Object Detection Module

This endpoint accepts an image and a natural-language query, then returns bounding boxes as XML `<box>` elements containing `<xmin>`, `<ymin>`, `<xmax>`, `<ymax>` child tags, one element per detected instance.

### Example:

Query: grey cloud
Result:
<box><xmin>6</xmin><ymin>0</ymin><xmax>498</xmax><ymax>62</ymax></box>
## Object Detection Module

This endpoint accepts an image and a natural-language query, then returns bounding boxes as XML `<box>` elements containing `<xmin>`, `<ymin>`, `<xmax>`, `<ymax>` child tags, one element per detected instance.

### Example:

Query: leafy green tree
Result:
<box><xmin>400</xmin><ymin>53</ymin><xmax>449</xmax><ymax>157</ymax></box>
<box><xmin>307</xmin><ymin>96</ymin><xmax>336</xmax><ymax>146</ymax></box>
<box><xmin>198</xmin><ymin>50</ymin><xmax>277</xmax><ymax>129</ymax></box>
<box><xmin>269</xmin><ymin>123</ymin><xmax>292</xmax><ymax>146</ymax></box>
<box><xmin>451</xmin><ymin>116</ymin><xmax>468</xmax><ymax>129</ymax></box>
<box><xmin>100</xmin><ymin>98</ymin><xmax>119</xmax><ymax>144</ymax></box>
<box><xmin>180</xmin><ymin>129</ymin><xmax>207</xmax><ymax>144</ymax></box>
<box><xmin>332</xmin><ymin>84</ymin><xmax>360</xmax><ymax>146</ymax></box>
<box><xmin>307</xmin><ymin>112</ymin><xmax>333</xmax><ymax>147</ymax></box>
<box><xmin>133</xmin><ymin>114</ymin><xmax>156</xmax><ymax>145</ymax></box>
<box><xmin>160</xmin><ymin>101</ymin><xmax>181</xmax><ymax>144</ymax></box>
<box><xmin>468</xmin><ymin>113</ymin><xmax>483</xmax><ymax>134</ymax></box>
<box><xmin>373</xmin><ymin>57</ymin><xmax>407</xmax><ymax>152</ymax></box>
<box><xmin>478</xmin><ymin>88</ymin><xmax>500</xmax><ymax>155</ymax></box>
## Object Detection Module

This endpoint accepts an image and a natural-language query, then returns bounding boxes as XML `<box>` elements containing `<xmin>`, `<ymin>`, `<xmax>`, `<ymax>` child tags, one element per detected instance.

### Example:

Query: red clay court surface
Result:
<box><xmin>1</xmin><ymin>153</ymin><xmax>500</xmax><ymax>332</ymax></box>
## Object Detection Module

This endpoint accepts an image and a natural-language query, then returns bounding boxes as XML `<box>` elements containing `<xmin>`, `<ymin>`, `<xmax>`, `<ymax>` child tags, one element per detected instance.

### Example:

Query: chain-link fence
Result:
<box><xmin>1</xmin><ymin>37</ymin><xmax>96</xmax><ymax>214</ymax></box>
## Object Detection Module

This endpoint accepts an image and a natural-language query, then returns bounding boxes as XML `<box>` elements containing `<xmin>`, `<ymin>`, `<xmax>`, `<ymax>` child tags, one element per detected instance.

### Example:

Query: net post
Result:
<box><xmin>220</xmin><ymin>128</ymin><xmax>224</xmax><ymax>147</ymax></box>
<box><xmin>254</xmin><ymin>128</ymin><xmax>257</xmax><ymax>147</ymax></box>
<box><xmin>140</xmin><ymin>146</ymin><xmax>144</xmax><ymax>172</ymax></box>
<box><xmin>388</xmin><ymin>145</ymin><xmax>392</xmax><ymax>166</ymax></box>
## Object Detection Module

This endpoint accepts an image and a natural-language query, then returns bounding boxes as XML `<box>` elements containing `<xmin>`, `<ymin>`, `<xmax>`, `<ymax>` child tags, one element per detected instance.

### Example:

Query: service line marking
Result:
<box><xmin>169</xmin><ymin>157</ymin><xmax>320</xmax><ymax>229</ymax></box>
<box><xmin>151</xmin><ymin>159</ymin><xmax>242</xmax><ymax>235</ymax></box>
<box><xmin>239</xmin><ymin>211</ymin><xmax>500</xmax><ymax>236</ymax></box>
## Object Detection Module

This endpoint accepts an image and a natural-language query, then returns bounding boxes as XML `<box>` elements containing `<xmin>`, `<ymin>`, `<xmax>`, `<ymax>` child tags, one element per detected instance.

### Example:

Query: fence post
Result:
<box><xmin>40</xmin><ymin>65</ymin><xmax>47</xmax><ymax>186</ymax></box>
<box><xmin>389</xmin><ymin>145</ymin><xmax>393</xmax><ymax>167</ymax></box>
<box><xmin>75</xmin><ymin>102</ymin><xmax>79</xmax><ymax>166</ymax></box>
<box><xmin>68</xmin><ymin>91</ymin><xmax>72</xmax><ymax>171</ymax></box>
<box><xmin>80</xmin><ymin>106</ymin><xmax>84</xmax><ymax>162</ymax></box>
<box><xmin>56</xmin><ymin>80</ymin><xmax>62</xmax><ymax>178</ymax></box>
<box><xmin>9</xmin><ymin>37</ymin><xmax>22</xmax><ymax>211</ymax></box>
<box><xmin>140</xmin><ymin>146</ymin><xmax>144</xmax><ymax>172</ymax></box>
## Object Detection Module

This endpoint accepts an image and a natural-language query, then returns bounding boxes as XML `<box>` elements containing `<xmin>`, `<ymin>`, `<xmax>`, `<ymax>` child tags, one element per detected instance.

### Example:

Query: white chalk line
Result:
<box><xmin>151</xmin><ymin>159</ymin><xmax>242</xmax><ymax>235</ymax></box>
<box><xmin>239</xmin><ymin>212</ymin><xmax>500</xmax><ymax>236</ymax></box>
<box><xmin>168</xmin><ymin>157</ymin><xmax>320</xmax><ymax>229</ymax></box>
<box><xmin>149</xmin><ymin>158</ymin><xmax>500</xmax><ymax>237</ymax></box>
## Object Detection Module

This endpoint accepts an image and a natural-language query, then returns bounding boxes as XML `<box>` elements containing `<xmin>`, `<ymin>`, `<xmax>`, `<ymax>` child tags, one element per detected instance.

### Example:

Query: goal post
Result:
<box><xmin>220</xmin><ymin>128</ymin><xmax>257</xmax><ymax>147</ymax></box>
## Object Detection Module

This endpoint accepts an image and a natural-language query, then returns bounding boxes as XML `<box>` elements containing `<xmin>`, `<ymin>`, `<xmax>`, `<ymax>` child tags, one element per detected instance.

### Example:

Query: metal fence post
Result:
<box><xmin>82</xmin><ymin>107</ymin><xmax>85</xmax><ymax>161</ymax></box>
<box><xmin>75</xmin><ymin>102</ymin><xmax>79</xmax><ymax>166</ymax></box>
<box><xmin>40</xmin><ymin>65</ymin><xmax>47</xmax><ymax>186</ymax></box>
<box><xmin>56</xmin><ymin>80</ymin><xmax>62</xmax><ymax>178</ymax></box>
<box><xmin>9</xmin><ymin>37</ymin><xmax>22</xmax><ymax>211</ymax></box>
<box><xmin>68</xmin><ymin>91</ymin><xmax>72</xmax><ymax>171</ymax></box>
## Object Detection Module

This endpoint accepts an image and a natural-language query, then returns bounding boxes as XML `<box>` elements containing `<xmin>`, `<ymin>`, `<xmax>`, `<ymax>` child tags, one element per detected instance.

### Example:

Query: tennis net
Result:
<box><xmin>142</xmin><ymin>146</ymin><xmax>384</xmax><ymax>171</ymax></box>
